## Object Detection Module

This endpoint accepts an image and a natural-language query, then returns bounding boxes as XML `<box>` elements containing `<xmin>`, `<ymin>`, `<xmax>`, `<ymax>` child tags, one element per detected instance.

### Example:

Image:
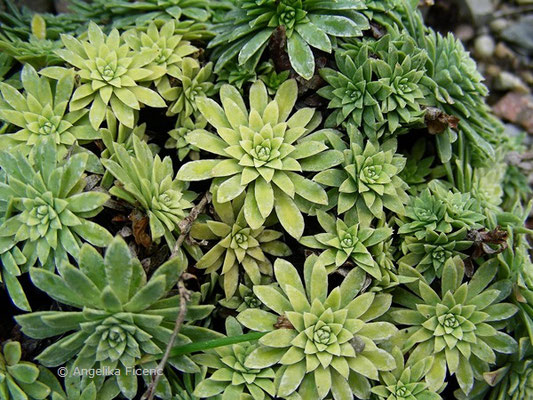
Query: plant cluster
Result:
<box><xmin>0</xmin><ymin>0</ymin><xmax>531</xmax><ymax>399</ymax></box>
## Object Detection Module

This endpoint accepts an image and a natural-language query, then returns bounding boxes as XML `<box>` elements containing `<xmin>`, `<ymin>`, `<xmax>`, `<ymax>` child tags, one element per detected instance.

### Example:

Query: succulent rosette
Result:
<box><xmin>102</xmin><ymin>136</ymin><xmax>197</xmax><ymax>249</ymax></box>
<box><xmin>319</xmin><ymin>33</ymin><xmax>430</xmax><ymax>138</ymax></box>
<box><xmin>318</xmin><ymin>45</ymin><xmax>383</xmax><ymax>131</ymax></box>
<box><xmin>165</xmin><ymin>58</ymin><xmax>216</xmax><ymax>119</ymax></box>
<box><xmin>0</xmin><ymin>341</ymin><xmax>55</xmax><ymax>400</ymax></box>
<box><xmin>0</xmin><ymin>137</ymin><xmax>112</xmax><ymax>270</ymax></box>
<box><xmin>0</xmin><ymin>64</ymin><xmax>99</xmax><ymax>158</ymax></box>
<box><xmin>397</xmin><ymin>189</ymin><xmax>450</xmax><ymax>239</ymax></box>
<box><xmin>165</xmin><ymin>115</ymin><xmax>205</xmax><ymax>161</ymax></box>
<box><xmin>177</xmin><ymin>79</ymin><xmax>343</xmax><ymax>239</ymax></box>
<box><xmin>209</xmin><ymin>0</ymin><xmax>369</xmax><ymax>79</ymax></box>
<box><xmin>428</xmin><ymin>180</ymin><xmax>486</xmax><ymax>230</ymax></box>
<box><xmin>399</xmin><ymin>228</ymin><xmax>472</xmax><ymax>281</ymax></box>
<box><xmin>238</xmin><ymin>256</ymin><xmax>397</xmax><ymax>399</ymax></box>
<box><xmin>313</xmin><ymin>132</ymin><xmax>408</xmax><ymax>224</ymax></box>
<box><xmin>371</xmin><ymin>347</ymin><xmax>442</xmax><ymax>400</ymax></box>
<box><xmin>301</xmin><ymin>210</ymin><xmax>392</xmax><ymax>278</ymax></box>
<box><xmin>191</xmin><ymin>187</ymin><xmax>291</xmax><ymax>298</ymax></box>
<box><xmin>193</xmin><ymin>317</ymin><xmax>276</xmax><ymax>400</ymax></box>
<box><xmin>123</xmin><ymin>20</ymin><xmax>199</xmax><ymax>95</ymax></box>
<box><xmin>16</xmin><ymin>237</ymin><xmax>218</xmax><ymax>399</ymax></box>
<box><xmin>390</xmin><ymin>258</ymin><xmax>519</xmax><ymax>395</ymax></box>
<box><xmin>42</xmin><ymin>22</ymin><xmax>166</xmax><ymax>129</ymax></box>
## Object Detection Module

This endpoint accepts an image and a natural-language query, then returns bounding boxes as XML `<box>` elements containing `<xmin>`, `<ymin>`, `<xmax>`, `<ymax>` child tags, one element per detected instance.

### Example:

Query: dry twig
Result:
<box><xmin>141</xmin><ymin>192</ymin><xmax>211</xmax><ymax>400</ymax></box>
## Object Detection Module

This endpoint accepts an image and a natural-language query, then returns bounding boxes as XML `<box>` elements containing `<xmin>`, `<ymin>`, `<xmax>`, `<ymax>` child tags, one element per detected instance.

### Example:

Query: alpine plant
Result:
<box><xmin>190</xmin><ymin>186</ymin><xmax>291</xmax><ymax>298</ymax></box>
<box><xmin>423</xmin><ymin>30</ymin><xmax>504</xmax><ymax>163</ymax></box>
<box><xmin>177</xmin><ymin>79</ymin><xmax>343</xmax><ymax>239</ymax></box>
<box><xmin>123</xmin><ymin>20</ymin><xmax>199</xmax><ymax>98</ymax></box>
<box><xmin>94</xmin><ymin>0</ymin><xmax>212</xmax><ymax>29</ymax></box>
<box><xmin>99</xmin><ymin>110</ymin><xmax>149</xmax><ymax>188</ymax></box>
<box><xmin>428</xmin><ymin>180</ymin><xmax>486</xmax><ymax>230</ymax></box>
<box><xmin>43</xmin><ymin>22</ymin><xmax>166</xmax><ymax>130</ymax></box>
<box><xmin>165</xmin><ymin>58</ymin><xmax>216</xmax><ymax>119</ymax></box>
<box><xmin>0</xmin><ymin>1</ymin><xmax>529</xmax><ymax>399</ymax></box>
<box><xmin>371</xmin><ymin>347</ymin><xmax>442</xmax><ymax>400</ymax></box>
<box><xmin>313</xmin><ymin>132</ymin><xmax>409</xmax><ymax>224</ymax></box>
<box><xmin>102</xmin><ymin>136</ymin><xmax>197</xmax><ymax>249</ymax></box>
<box><xmin>0</xmin><ymin>64</ymin><xmax>99</xmax><ymax>158</ymax></box>
<box><xmin>0</xmin><ymin>137</ymin><xmax>112</xmax><ymax>270</ymax></box>
<box><xmin>318</xmin><ymin>33</ymin><xmax>430</xmax><ymax>138</ymax></box>
<box><xmin>209</xmin><ymin>0</ymin><xmax>370</xmax><ymax>79</ymax></box>
<box><xmin>399</xmin><ymin>228</ymin><xmax>472</xmax><ymax>282</ymax></box>
<box><xmin>0</xmin><ymin>169</ymin><xmax>30</xmax><ymax>311</ymax></box>
<box><xmin>0</xmin><ymin>341</ymin><xmax>55</xmax><ymax>400</ymax></box>
<box><xmin>479</xmin><ymin>337</ymin><xmax>533</xmax><ymax>400</ymax></box>
<box><xmin>237</xmin><ymin>256</ymin><xmax>397</xmax><ymax>400</ymax></box>
<box><xmin>301</xmin><ymin>210</ymin><xmax>392</xmax><ymax>279</ymax></box>
<box><xmin>390</xmin><ymin>258</ymin><xmax>519</xmax><ymax>395</ymax></box>
<box><xmin>193</xmin><ymin>317</ymin><xmax>276</xmax><ymax>400</ymax></box>
<box><xmin>16</xmin><ymin>237</ymin><xmax>217</xmax><ymax>399</ymax></box>
<box><xmin>165</xmin><ymin>115</ymin><xmax>205</xmax><ymax>161</ymax></box>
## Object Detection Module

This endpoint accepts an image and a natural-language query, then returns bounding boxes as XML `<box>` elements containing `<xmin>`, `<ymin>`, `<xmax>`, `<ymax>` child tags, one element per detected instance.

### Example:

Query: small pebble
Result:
<box><xmin>520</xmin><ymin>71</ymin><xmax>533</xmax><ymax>86</ymax></box>
<box><xmin>490</xmin><ymin>18</ymin><xmax>508</xmax><ymax>33</ymax></box>
<box><xmin>494</xmin><ymin>71</ymin><xmax>529</xmax><ymax>93</ymax></box>
<box><xmin>474</xmin><ymin>35</ymin><xmax>496</xmax><ymax>58</ymax></box>
<box><xmin>455</xmin><ymin>25</ymin><xmax>475</xmax><ymax>42</ymax></box>
<box><xmin>486</xmin><ymin>64</ymin><xmax>502</xmax><ymax>77</ymax></box>
<box><xmin>494</xmin><ymin>42</ymin><xmax>515</xmax><ymax>59</ymax></box>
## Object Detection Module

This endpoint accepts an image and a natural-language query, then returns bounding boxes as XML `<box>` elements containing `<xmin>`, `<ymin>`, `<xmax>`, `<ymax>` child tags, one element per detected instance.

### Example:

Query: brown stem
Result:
<box><xmin>141</xmin><ymin>192</ymin><xmax>211</xmax><ymax>400</ymax></box>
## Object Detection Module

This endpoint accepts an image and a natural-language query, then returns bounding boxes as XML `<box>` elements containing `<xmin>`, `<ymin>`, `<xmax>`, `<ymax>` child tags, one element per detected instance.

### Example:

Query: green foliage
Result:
<box><xmin>209</xmin><ymin>0</ymin><xmax>369</xmax><ymax>79</ymax></box>
<box><xmin>216</xmin><ymin>61</ymin><xmax>257</xmax><ymax>90</ymax></box>
<box><xmin>0</xmin><ymin>1</ymin><xmax>530</xmax><ymax>399</ymax></box>
<box><xmin>399</xmin><ymin>228</ymin><xmax>472</xmax><ymax>282</ymax></box>
<box><xmin>362</xmin><ymin>0</ymin><xmax>420</xmax><ymax>37</ymax></box>
<box><xmin>0</xmin><ymin>137</ymin><xmax>112</xmax><ymax>270</ymax></box>
<box><xmin>398</xmin><ymin>183</ymin><xmax>485</xmax><ymax>241</ymax></box>
<box><xmin>43</xmin><ymin>22</ymin><xmax>166</xmax><ymax>130</ymax></box>
<box><xmin>390</xmin><ymin>257</ymin><xmax>519</xmax><ymax>395</ymax></box>
<box><xmin>258</xmin><ymin>62</ymin><xmax>291</xmax><ymax>95</ymax></box>
<box><xmin>371</xmin><ymin>347</ymin><xmax>442</xmax><ymax>400</ymax></box>
<box><xmin>193</xmin><ymin>317</ymin><xmax>276</xmax><ymax>399</ymax></box>
<box><xmin>301</xmin><ymin>210</ymin><xmax>392</xmax><ymax>278</ymax></box>
<box><xmin>46</xmin><ymin>360</ymin><xmax>121</xmax><ymax>400</ymax></box>
<box><xmin>238</xmin><ymin>256</ymin><xmax>397</xmax><ymax>399</ymax></box>
<box><xmin>123</xmin><ymin>20</ymin><xmax>199</xmax><ymax>97</ymax></box>
<box><xmin>165</xmin><ymin>58</ymin><xmax>216</xmax><ymax>119</ymax></box>
<box><xmin>423</xmin><ymin>30</ymin><xmax>504</xmax><ymax>164</ymax></box>
<box><xmin>399</xmin><ymin>139</ymin><xmax>437</xmax><ymax>194</ymax></box>
<box><xmin>191</xmin><ymin>186</ymin><xmax>291</xmax><ymax>298</ymax></box>
<box><xmin>482</xmin><ymin>337</ymin><xmax>533</xmax><ymax>400</ymax></box>
<box><xmin>0</xmin><ymin>341</ymin><xmax>56</xmax><ymax>400</ymax></box>
<box><xmin>177</xmin><ymin>79</ymin><xmax>342</xmax><ymax>239</ymax></box>
<box><xmin>0</xmin><ymin>64</ymin><xmax>99</xmax><ymax>158</ymax></box>
<box><xmin>85</xmin><ymin>0</ymin><xmax>212</xmax><ymax>30</ymax></box>
<box><xmin>319</xmin><ymin>33</ymin><xmax>430</xmax><ymax>138</ymax></box>
<box><xmin>99</xmin><ymin>110</ymin><xmax>150</xmax><ymax>188</ymax></box>
<box><xmin>166</xmin><ymin>366</ymin><xmax>220</xmax><ymax>400</ymax></box>
<box><xmin>165</xmin><ymin>115</ymin><xmax>205</xmax><ymax>161</ymax></box>
<box><xmin>314</xmin><ymin>131</ymin><xmax>409</xmax><ymax>223</ymax></box>
<box><xmin>102</xmin><ymin>136</ymin><xmax>196</xmax><ymax>247</ymax></box>
<box><xmin>0</xmin><ymin>168</ymin><xmax>30</xmax><ymax>311</ymax></box>
<box><xmin>16</xmin><ymin>237</ymin><xmax>218</xmax><ymax>399</ymax></box>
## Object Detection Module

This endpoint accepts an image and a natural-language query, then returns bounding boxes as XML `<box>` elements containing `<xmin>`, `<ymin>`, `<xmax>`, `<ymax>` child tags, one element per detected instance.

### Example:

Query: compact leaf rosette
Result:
<box><xmin>0</xmin><ymin>0</ymin><xmax>531</xmax><ymax>399</ymax></box>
